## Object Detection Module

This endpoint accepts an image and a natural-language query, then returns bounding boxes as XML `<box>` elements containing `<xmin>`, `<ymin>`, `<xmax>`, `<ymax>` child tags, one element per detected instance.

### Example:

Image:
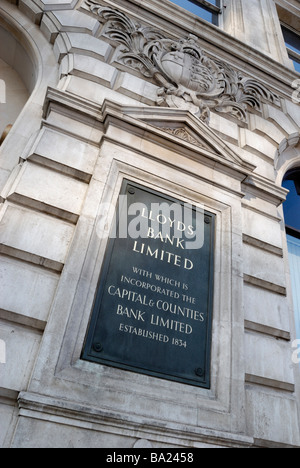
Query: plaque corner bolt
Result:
<box><xmin>128</xmin><ymin>187</ymin><xmax>135</xmax><ymax>195</ymax></box>
<box><xmin>93</xmin><ymin>343</ymin><xmax>103</xmax><ymax>353</ymax></box>
<box><xmin>195</xmin><ymin>368</ymin><xmax>204</xmax><ymax>378</ymax></box>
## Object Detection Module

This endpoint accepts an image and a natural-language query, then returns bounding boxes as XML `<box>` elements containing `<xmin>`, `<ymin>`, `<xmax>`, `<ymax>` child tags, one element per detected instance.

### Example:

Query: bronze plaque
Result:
<box><xmin>82</xmin><ymin>181</ymin><xmax>215</xmax><ymax>388</ymax></box>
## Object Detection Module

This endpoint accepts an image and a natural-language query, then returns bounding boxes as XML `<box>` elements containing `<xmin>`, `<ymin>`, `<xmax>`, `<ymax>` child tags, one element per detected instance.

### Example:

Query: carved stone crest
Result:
<box><xmin>86</xmin><ymin>1</ymin><xmax>280</xmax><ymax>124</ymax></box>
<box><xmin>153</xmin><ymin>35</ymin><xmax>225</xmax><ymax>123</ymax></box>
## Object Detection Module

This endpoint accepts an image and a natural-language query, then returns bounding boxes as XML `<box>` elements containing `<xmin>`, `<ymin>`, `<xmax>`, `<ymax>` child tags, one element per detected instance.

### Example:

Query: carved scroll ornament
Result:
<box><xmin>86</xmin><ymin>1</ymin><xmax>280</xmax><ymax>124</ymax></box>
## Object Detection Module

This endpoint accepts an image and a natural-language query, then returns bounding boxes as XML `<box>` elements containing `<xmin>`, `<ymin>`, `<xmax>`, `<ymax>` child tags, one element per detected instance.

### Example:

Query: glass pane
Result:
<box><xmin>169</xmin><ymin>0</ymin><xmax>219</xmax><ymax>25</ymax></box>
<box><xmin>287</xmin><ymin>235</ymin><xmax>300</xmax><ymax>342</ymax></box>
<box><xmin>284</xmin><ymin>174</ymin><xmax>300</xmax><ymax>358</ymax></box>
<box><xmin>283</xmin><ymin>174</ymin><xmax>300</xmax><ymax>233</ymax></box>
<box><xmin>282</xmin><ymin>26</ymin><xmax>300</xmax><ymax>55</ymax></box>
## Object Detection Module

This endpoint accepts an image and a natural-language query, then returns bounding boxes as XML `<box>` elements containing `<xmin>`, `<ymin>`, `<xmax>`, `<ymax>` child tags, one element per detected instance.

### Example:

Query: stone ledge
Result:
<box><xmin>60</xmin><ymin>53</ymin><xmax>119</xmax><ymax>89</ymax></box>
<box><xmin>0</xmin><ymin>244</ymin><xmax>64</xmax><ymax>273</ymax></box>
<box><xmin>54</xmin><ymin>32</ymin><xmax>113</xmax><ymax>63</ymax></box>
<box><xmin>0</xmin><ymin>204</ymin><xmax>74</xmax><ymax>272</ymax></box>
<box><xmin>253</xmin><ymin>438</ymin><xmax>300</xmax><ymax>449</ymax></box>
<box><xmin>0</xmin><ymin>309</ymin><xmax>46</xmax><ymax>332</ymax></box>
<box><xmin>243</xmin><ymin>274</ymin><xmax>287</xmax><ymax>296</ymax></box>
<box><xmin>17</xmin><ymin>391</ymin><xmax>254</xmax><ymax>448</ymax></box>
<box><xmin>244</xmin><ymin>320</ymin><xmax>290</xmax><ymax>342</ymax></box>
<box><xmin>245</xmin><ymin>374</ymin><xmax>295</xmax><ymax>393</ymax></box>
<box><xmin>242</xmin><ymin>174</ymin><xmax>288</xmax><ymax>207</ymax></box>
<box><xmin>0</xmin><ymin>387</ymin><xmax>19</xmax><ymax>403</ymax></box>
<box><xmin>6</xmin><ymin>162</ymin><xmax>88</xmax><ymax>224</ymax></box>
<box><xmin>27</xmin><ymin>127</ymin><xmax>99</xmax><ymax>183</ymax></box>
<box><xmin>243</xmin><ymin>234</ymin><xmax>283</xmax><ymax>257</ymax></box>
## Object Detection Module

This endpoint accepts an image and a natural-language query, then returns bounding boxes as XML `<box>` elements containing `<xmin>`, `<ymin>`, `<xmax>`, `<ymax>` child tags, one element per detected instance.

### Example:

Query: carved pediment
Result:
<box><xmin>101</xmin><ymin>102</ymin><xmax>256</xmax><ymax>172</ymax></box>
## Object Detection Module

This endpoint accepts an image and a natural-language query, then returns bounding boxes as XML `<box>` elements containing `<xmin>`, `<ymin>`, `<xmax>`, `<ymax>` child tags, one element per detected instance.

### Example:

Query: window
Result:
<box><xmin>283</xmin><ymin>169</ymin><xmax>300</xmax><ymax>238</ymax></box>
<box><xmin>168</xmin><ymin>0</ymin><xmax>221</xmax><ymax>26</ymax></box>
<box><xmin>283</xmin><ymin>169</ymin><xmax>300</xmax><ymax>342</ymax></box>
<box><xmin>282</xmin><ymin>25</ymin><xmax>300</xmax><ymax>73</ymax></box>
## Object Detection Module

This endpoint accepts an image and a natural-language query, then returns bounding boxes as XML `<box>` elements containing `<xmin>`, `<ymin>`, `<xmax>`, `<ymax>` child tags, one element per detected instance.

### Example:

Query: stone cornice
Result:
<box><xmin>43</xmin><ymin>87</ymin><xmax>288</xmax><ymax>205</ymax></box>
<box><xmin>242</xmin><ymin>174</ymin><xmax>288</xmax><ymax>207</ymax></box>
<box><xmin>18</xmin><ymin>391</ymin><xmax>255</xmax><ymax>448</ymax></box>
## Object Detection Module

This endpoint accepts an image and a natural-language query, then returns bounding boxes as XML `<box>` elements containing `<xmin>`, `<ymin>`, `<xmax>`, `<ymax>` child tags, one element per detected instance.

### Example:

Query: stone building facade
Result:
<box><xmin>0</xmin><ymin>0</ymin><xmax>300</xmax><ymax>448</ymax></box>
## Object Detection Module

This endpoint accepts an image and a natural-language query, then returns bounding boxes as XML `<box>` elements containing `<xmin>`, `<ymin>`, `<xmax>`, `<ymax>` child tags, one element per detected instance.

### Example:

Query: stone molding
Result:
<box><xmin>160</xmin><ymin>127</ymin><xmax>206</xmax><ymax>149</ymax></box>
<box><xmin>42</xmin><ymin>88</ymin><xmax>291</xmax><ymax>209</ymax></box>
<box><xmin>17</xmin><ymin>391</ymin><xmax>254</xmax><ymax>448</ymax></box>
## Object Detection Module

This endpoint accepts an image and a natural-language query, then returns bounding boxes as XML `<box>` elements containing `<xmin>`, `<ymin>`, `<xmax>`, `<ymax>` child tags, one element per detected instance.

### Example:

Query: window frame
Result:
<box><xmin>167</xmin><ymin>0</ymin><xmax>223</xmax><ymax>26</ymax></box>
<box><xmin>283</xmin><ymin>168</ymin><xmax>300</xmax><ymax>239</ymax></box>
<box><xmin>281</xmin><ymin>23</ymin><xmax>300</xmax><ymax>73</ymax></box>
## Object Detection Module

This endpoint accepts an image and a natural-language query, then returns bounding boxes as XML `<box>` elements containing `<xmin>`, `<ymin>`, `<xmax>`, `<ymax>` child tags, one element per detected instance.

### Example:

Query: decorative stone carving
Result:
<box><xmin>86</xmin><ymin>1</ymin><xmax>280</xmax><ymax>124</ymax></box>
<box><xmin>160</xmin><ymin>127</ymin><xmax>208</xmax><ymax>148</ymax></box>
